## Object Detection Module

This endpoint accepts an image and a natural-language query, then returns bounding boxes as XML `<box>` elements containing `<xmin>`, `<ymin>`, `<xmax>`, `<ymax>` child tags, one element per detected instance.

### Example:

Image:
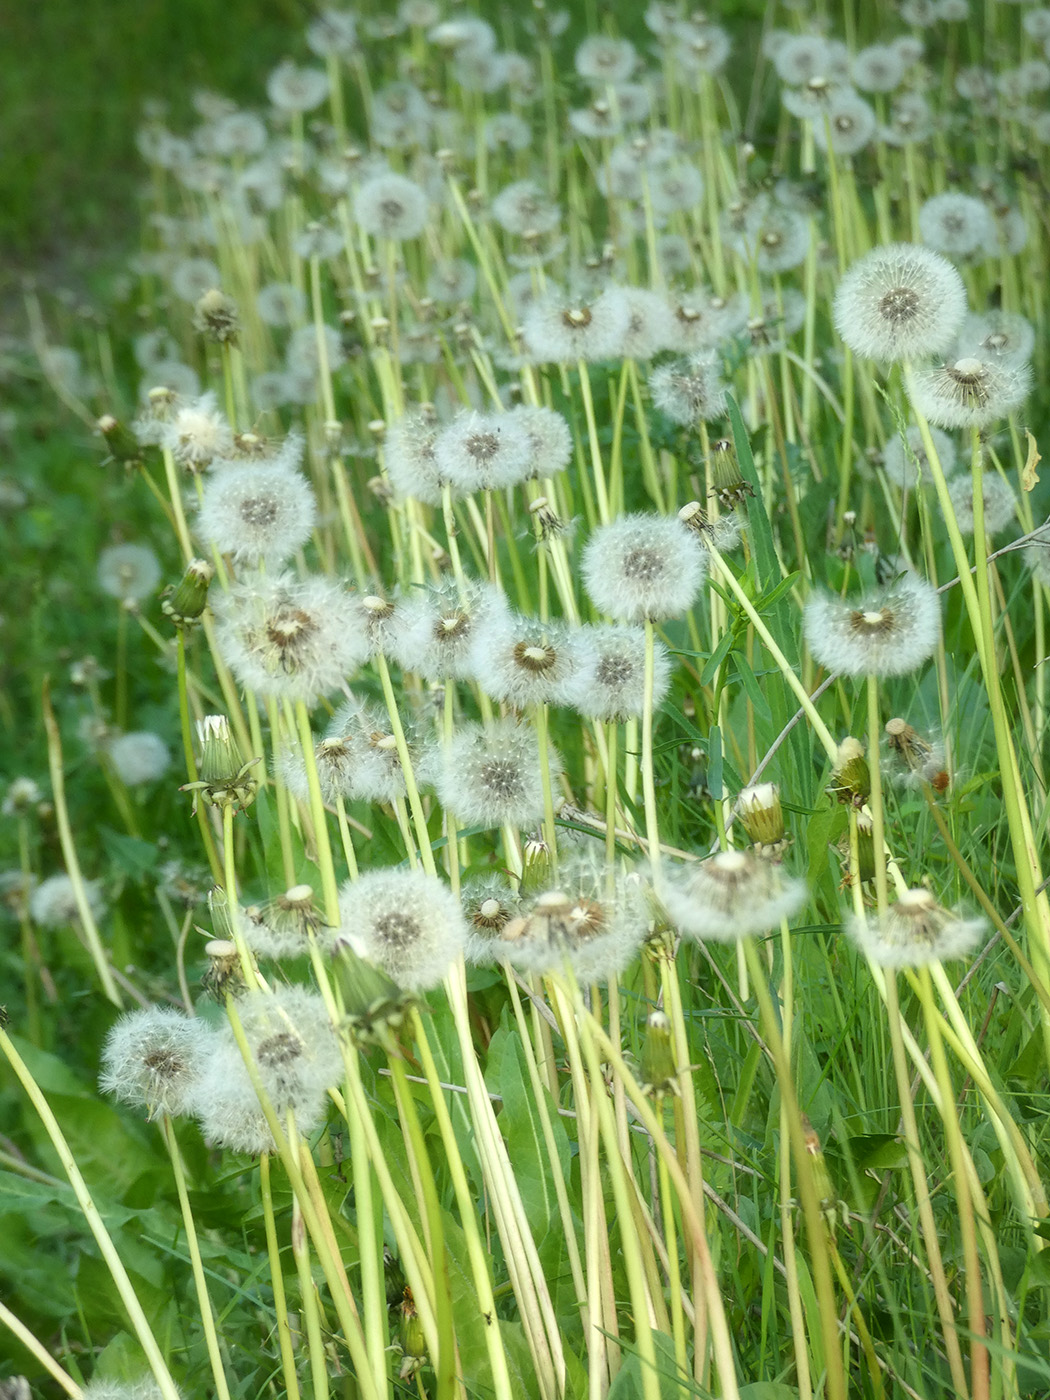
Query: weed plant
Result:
<box><xmin>3</xmin><ymin>2</ymin><xmax>1050</xmax><ymax>1399</ymax></box>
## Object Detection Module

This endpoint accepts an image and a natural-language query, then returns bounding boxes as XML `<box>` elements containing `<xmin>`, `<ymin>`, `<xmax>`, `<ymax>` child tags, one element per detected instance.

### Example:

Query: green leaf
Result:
<box><xmin>846</xmin><ymin>1133</ymin><xmax>908</xmax><ymax>1172</ymax></box>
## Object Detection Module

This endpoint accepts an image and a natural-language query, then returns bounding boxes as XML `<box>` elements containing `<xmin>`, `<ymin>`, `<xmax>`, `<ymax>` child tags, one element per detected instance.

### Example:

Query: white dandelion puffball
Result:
<box><xmin>804</xmin><ymin>572</ymin><xmax>941</xmax><ymax>677</ymax></box>
<box><xmin>832</xmin><ymin>243</ymin><xmax>967</xmax><ymax>363</ymax></box>
<box><xmin>582</xmin><ymin>513</ymin><xmax>707</xmax><ymax>622</ymax></box>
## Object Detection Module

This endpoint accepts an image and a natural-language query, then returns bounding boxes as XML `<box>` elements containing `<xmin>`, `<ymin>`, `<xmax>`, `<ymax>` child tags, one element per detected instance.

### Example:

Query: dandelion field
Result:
<box><xmin>5</xmin><ymin>2</ymin><xmax>1050</xmax><ymax>1399</ymax></box>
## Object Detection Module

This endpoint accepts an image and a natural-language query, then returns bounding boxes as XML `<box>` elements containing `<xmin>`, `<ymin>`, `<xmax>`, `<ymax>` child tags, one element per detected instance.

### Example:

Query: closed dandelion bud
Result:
<box><xmin>832</xmin><ymin>243</ymin><xmax>966</xmax><ymax>363</ymax></box>
<box><xmin>100</xmin><ymin>1006</ymin><xmax>216</xmax><ymax>1119</ymax></box>
<box><xmin>398</xmin><ymin>1289</ymin><xmax>428</xmax><ymax>1378</ymax></box>
<box><xmin>803</xmin><ymin>572</ymin><xmax>941</xmax><ymax>677</ymax></box>
<box><xmin>662</xmin><ymin>848</ymin><xmax>807</xmax><ymax>941</ymax></box>
<box><xmin>847</xmin><ymin>888</ymin><xmax>986</xmax><ymax>966</ymax></box>
<box><xmin>193</xmin><ymin>287</ymin><xmax>240</xmax><ymax>344</ymax></box>
<box><xmin>97</xmin><ymin>414</ymin><xmax>143</xmax><ymax>465</ymax></box>
<box><xmin>639</xmin><ymin>1009</ymin><xmax>679</xmax><ymax>1097</ymax></box>
<box><xmin>183</xmin><ymin>714</ymin><xmax>260</xmax><ymax>812</ymax></box>
<box><xmin>801</xmin><ymin>1117</ymin><xmax>841</xmax><ymax>1233</ymax></box>
<box><xmin>837</xmin><ymin>808</ymin><xmax>875</xmax><ymax>885</ymax></box>
<box><xmin>708</xmin><ymin>437</ymin><xmax>752</xmax><ymax>509</ymax></box>
<box><xmin>735</xmin><ymin>782</ymin><xmax>785</xmax><ymax>849</ymax></box>
<box><xmin>162</xmin><ymin>557</ymin><xmax>214</xmax><ymax>627</ymax></box>
<box><xmin>333</xmin><ymin>940</ymin><xmax>414</xmax><ymax>1046</ymax></box>
<box><xmin>829</xmin><ymin>737</ymin><xmax>870</xmax><ymax>805</ymax></box>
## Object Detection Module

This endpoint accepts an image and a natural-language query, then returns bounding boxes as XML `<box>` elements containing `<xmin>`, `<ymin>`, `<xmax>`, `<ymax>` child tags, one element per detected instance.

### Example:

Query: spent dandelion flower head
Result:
<box><xmin>192</xmin><ymin>287</ymin><xmax>240</xmax><ymax>344</ymax></box>
<box><xmin>337</xmin><ymin>867</ymin><xmax>466</xmax><ymax>992</ymax></box>
<box><xmin>242</xmin><ymin>884</ymin><xmax>328</xmax><ymax>959</ymax></box>
<box><xmin>324</xmin><ymin>693</ymin><xmax>426</xmax><ymax>804</ymax></box>
<box><xmin>214</xmin><ymin>571</ymin><xmax>371</xmax><ymax>703</ymax></box>
<box><xmin>846</xmin><ymin>888</ymin><xmax>986</xmax><ymax>966</ymax></box>
<box><xmin>388</xmin><ymin>576</ymin><xmax>510</xmax><ymax>681</ymax></box>
<box><xmin>98</xmin><ymin>542</ymin><xmax>162</xmax><ymax>601</ymax></box>
<box><xmin>195</xmin><ymin>457</ymin><xmax>317</xmax><ymax>567</ymax></box>
<box><xmin>81</xmin><ymin>1381</ymin><xmax>181</xmax><ymax>1400</ymax></box>
<box><xmin>907</xmin><ymin>354</ymin><xmax>1031</xmax><ymax>429</ymax></box>
<box><xmin>2</xmin><ymin>777</ymin><xmax>42</xmax><ymax>817</ymax></box>
<box><xmin>430</xmin><ymin>717</ymin><xmax>559</xmax><ymax>830</ymax></box>
<box><xmin>832</xmin><ymin>243</ymin><xmax>967</xmax><ymax>362</ymax></box>
<box><xmin>884</xmin><ymin>717</ymin><xmax>948</xmax><ymax>789</ymax></box>
<box><xmin>804</xmin><ymin>571</ymin><xmax>942</xmax><ymax>676</ymax></box>
<box><xmin>565</xmin><ymin>622</ymin><xmax>672</xmax><ymax>722</ymax></box>
<box><xmin>582</xmin><ymin>511</ymin><xmax>708</xmax><ymax>622</ymax></box>
<box><xmin>495</xmin><ymin>857</ymin><xmax>649</xmax><ymax>981</ymax></box>
<box><xmin>662</xmin><ymin>847</ymin><xmax>808</xmax><ymax>942</ymax></box>
<box><xmin>105</xmin><ymin>731</ymin><xmax>171</xmax><ymax>786</ymax></box>
<box><xmin>100</xmin><ymin>1006</ymin><xmax>216</xmax><ymax>1119</ymax></box>
<box><xmin>946</xmin><ymin>470</ymin><xmax>1017</xmax><ymax>535</ymax></box>
<box><xmin>279</xmin><ymin>732</ymin><xmax>354</xmax><ymax>806</ymax></box>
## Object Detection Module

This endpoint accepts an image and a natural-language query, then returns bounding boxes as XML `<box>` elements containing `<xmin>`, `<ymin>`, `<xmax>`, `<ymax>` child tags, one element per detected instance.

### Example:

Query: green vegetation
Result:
<box><xmin>3</xmin><ymin>3</ymin><xmax>1050</xmax><ymax>1400</ymax></box>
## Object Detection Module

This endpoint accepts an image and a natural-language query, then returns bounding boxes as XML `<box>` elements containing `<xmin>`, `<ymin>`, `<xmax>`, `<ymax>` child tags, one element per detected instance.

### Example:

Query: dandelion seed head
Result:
<box><xmin>98</xmin><ymin>543</ymin><xmax>162</xmax><ymax>602</ymax></box>
<box><xmin>337</xmin><ymin>868</ymin><xmax>465</xmax><ymax>992</ymax></box>
<box><xmin>946</xmin><ymin>471</ymin><xmax>1017</xmax><ymax>535</ymax></box>
<box><xmin>433</xmin><ymin>409</ymin><xmax>534</xmax><ymax>492</ymax></box>
<box><xmin>354</xmin><ymin>172</ymin><xmax>428</xmax><ymax>240</ymax></box>
<box><xmin>106</xmin><ymin>731</ymin><xmax>171</xmax><ymax>786</ymax></box>
<box><xmin>100</xmin><ymin>1006</ymin><xmax>215</xmax><ymax>1118</ymax></box>
<box><xmin>847</xmin><ymin>889</ymin><xmax>986</xmax><ymax>966</ymax></box>
<box><xmin>582</xmin><ymin>513</ymin><xmax>707</xmax><ymax>622</ymax></box>
<box><xmin>431</xmin><ymin>718</ymin><xmax>557</xmax><ymax>829</ymax></box>
<box><xmin>832</xmin><ymin>243</ymin><xmax>967</xmax><ymax>362</ymax></box>
<box><xmin>196</xmin><ymin>458</ymin><xmax>316</xmax><ymax>567</ymax></box>
<box><xmin>918</xmin><ymin>192</ymin><xmax>996</xmax><ymax>258</ymax></box>
<box><xmin>804</xmin><ymin>572</ymin><xmax>941</xmax><ymax>676</ymax></box>
<box><xmin>215</xmin><ymin>572</ymin><xmax>370</xmax><ymax>703</ymax></box>
<box><xmin>663</xmin><ymin>848</ymin><xmax>807</xmax><ymax>941</ymax></box>
<box><xmin>908</xmin><ymin>355</ymin><xmax>1031</xmax><ymax>429</ymax></box>
<box><xmin>882</xmin><ymin>424</ymin><xmax>956</xmax><ymax>488</ymax></box>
